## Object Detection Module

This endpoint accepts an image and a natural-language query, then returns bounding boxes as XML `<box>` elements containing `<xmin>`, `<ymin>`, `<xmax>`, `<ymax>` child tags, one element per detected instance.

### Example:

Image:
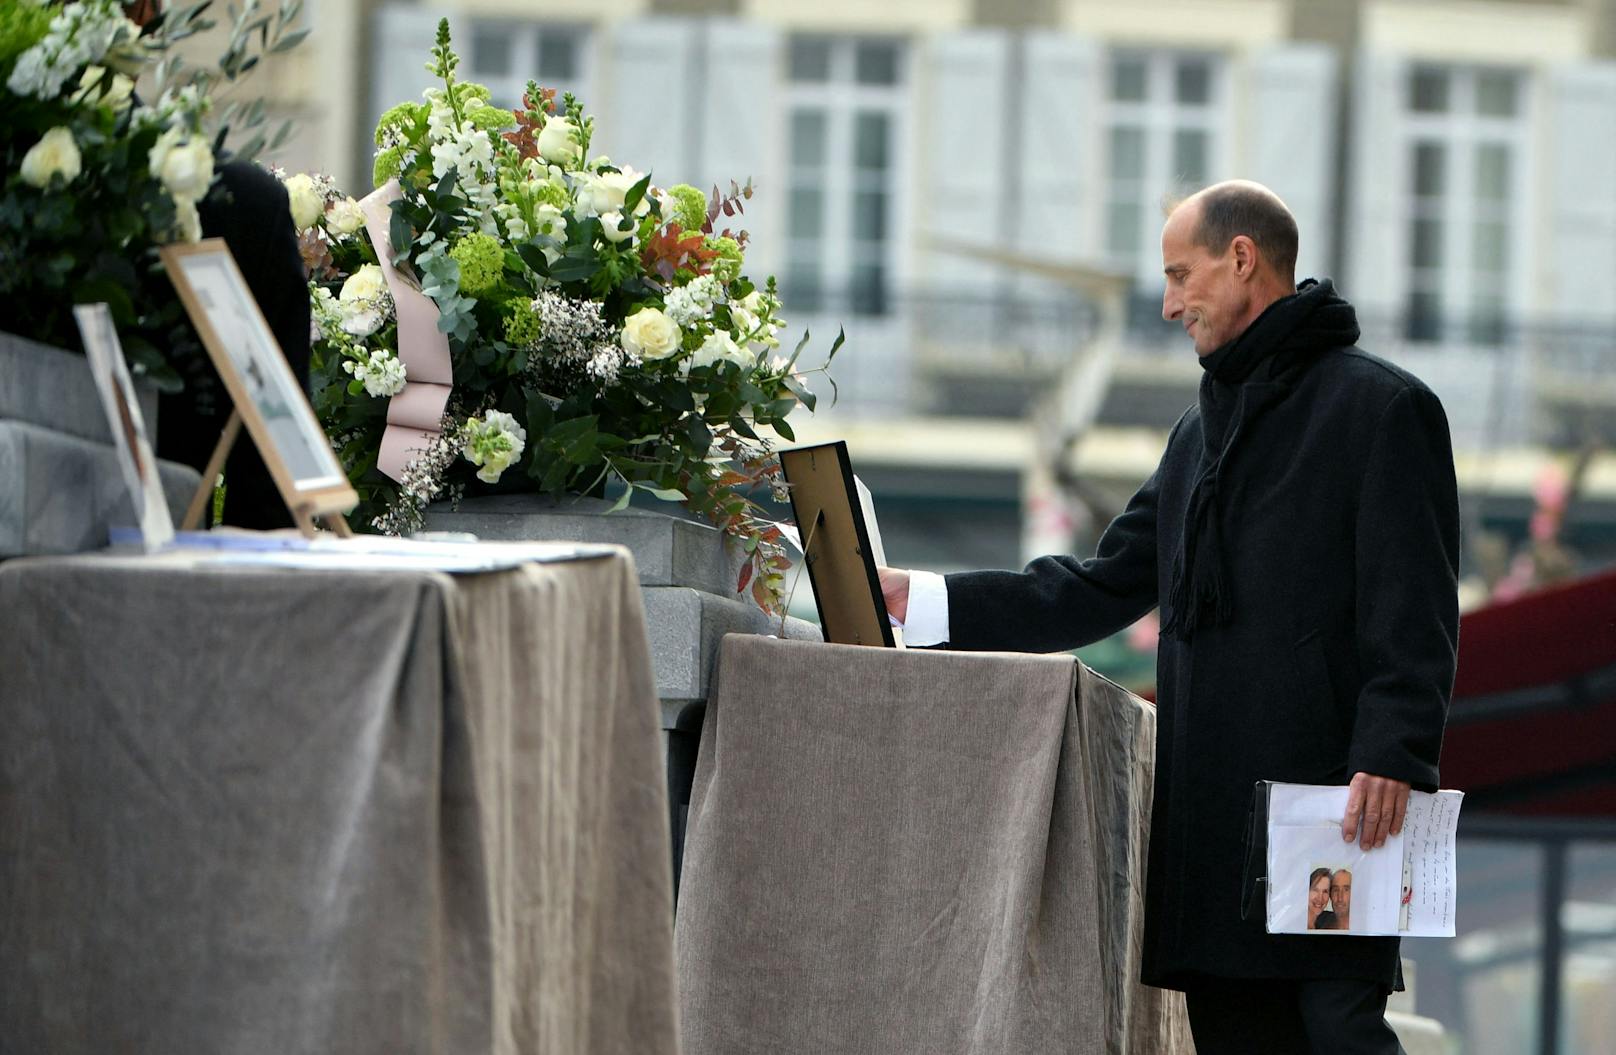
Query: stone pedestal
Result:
<box><xmin>0</xmin><ymin>332</ymin><xmax>201</xmax><ymax>557</ymax></box>
<box><xmin>424</xmin><ymin>492</ymin><xmax>822</xmax><ymax>890</ymax></box>
<box><xmin>423</xmin><ymin>492</ymin><xmax>821</xmax><ymax>725</ymax></box>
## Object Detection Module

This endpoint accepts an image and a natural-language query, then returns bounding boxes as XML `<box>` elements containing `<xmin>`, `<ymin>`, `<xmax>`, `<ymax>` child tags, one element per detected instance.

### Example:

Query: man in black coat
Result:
<box><xmin>881</xmin><ymin>180</ymin><xmax>1459</xmax><ymax>1054</ymax></box>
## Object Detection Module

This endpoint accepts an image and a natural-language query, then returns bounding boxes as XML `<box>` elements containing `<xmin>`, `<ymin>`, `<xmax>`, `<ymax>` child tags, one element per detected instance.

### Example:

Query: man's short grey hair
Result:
<box><xmin>1190</xmin><ymin>183</ymin><xmax>1299</xmax><ymax>280</ymax></box>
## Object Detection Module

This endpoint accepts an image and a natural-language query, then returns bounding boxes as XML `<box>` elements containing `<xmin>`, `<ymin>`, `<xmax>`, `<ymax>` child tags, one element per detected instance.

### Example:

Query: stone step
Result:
<box><xmin>0</xmin><ymin>331</ymin><xmax>162</xmax><ymax>446</ymax></box>
<box><xmin>0</xmin><ymin>420</ymin><xmax>200</xmax><ymax>557</ymax></box>
<box><xmin>425</xmin><ymin>492</ymin><xmax>752</xmax><ymax>597</ymax></box>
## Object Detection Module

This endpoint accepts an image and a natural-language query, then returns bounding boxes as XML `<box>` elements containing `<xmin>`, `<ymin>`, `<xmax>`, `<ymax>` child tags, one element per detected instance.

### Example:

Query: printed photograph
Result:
<box><xmin>1307</xmin><ymin>865</ymin><xmax>1353</xmax><ymax>931</ymax></box>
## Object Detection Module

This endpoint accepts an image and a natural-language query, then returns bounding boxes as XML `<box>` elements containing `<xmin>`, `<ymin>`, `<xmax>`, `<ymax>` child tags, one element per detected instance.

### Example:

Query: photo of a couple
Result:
<box><xmin>1307</xmin><ymin>866</ymin><xmax>1353</xmax><ymax>931</ymax></box>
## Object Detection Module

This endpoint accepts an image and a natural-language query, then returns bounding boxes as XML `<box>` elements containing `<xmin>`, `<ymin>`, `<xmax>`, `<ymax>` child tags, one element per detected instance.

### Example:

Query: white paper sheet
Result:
<box><xmin>1264</xmin><ymin>782</ymin><xmax>1462</xmax><ymax>937</ymax></box>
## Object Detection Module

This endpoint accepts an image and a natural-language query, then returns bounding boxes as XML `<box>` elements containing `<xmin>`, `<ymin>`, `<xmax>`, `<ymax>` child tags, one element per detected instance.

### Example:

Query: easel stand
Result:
<box><xmin>180</xmin><ymin>409</ymin><xmax>352</xmax><ymax>538</ymax></box>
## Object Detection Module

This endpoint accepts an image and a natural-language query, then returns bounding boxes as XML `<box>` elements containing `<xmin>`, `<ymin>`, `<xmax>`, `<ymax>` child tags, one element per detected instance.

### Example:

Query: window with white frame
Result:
<box><xmin>1402</xmin><ymin>64</ymin><xmax>1526</xmax><ymax>345</ymax></box>
<box><xmin>465</xmin><ymin>20</ymin><xmax>591</xmax><ymax>114</ymax></box>
<box><xmin>1103</xmin><ymin>49</ymin><xmax>1225</xmax><ymax>295</ymax></box>
<box><xmin>784</xmin><ymin>35</ymin><xmax>907</xmax><ymax>316</ymax></box>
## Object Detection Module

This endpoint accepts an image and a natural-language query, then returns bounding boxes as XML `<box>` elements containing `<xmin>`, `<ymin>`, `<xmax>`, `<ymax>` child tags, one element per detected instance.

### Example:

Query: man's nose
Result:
<box><xmin>1162</xmin><ymin>287</ymin><xmax>1181</xmax><ymax>321</ymax></box>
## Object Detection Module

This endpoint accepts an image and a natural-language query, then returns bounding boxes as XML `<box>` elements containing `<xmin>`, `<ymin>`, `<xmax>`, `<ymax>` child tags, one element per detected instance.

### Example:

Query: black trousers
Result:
<box><xmin>157</xmin><ymin>161</ymin><xmax>310</xmax><ymax>530</ymax></box>
<box><xmin>1184</xmin><ymin>977</ymin><xmax>1405</xmax><ymax>1055</ymax></box>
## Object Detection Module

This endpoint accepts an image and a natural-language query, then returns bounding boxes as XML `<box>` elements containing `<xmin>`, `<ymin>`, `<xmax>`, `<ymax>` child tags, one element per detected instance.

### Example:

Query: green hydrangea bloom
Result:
<box><xmin>666</xmin><ymin>184</ymin><xmax>708</xmax><ymax>234</ymax></box>
<box><xmin>374</xmin><ymin>102</ymin><xmax>426</xmax><ymax>146</ymax></box>
<box><xmin>451</xmin><ymin>82</ymin><xmax>492</xmax><ymax>108</ymax></box>
<box><xmin>707</xmin><ymin>236</ymin><xmax>743</xmax><ymax>283</ymax></box>
<box><xmin>450</xmin><ymin>233</ymin><xmax>506</xmax><ymax>298</ymax></box>
<box><xmin>532</xmin><ymin>178</ymin><xmax>570</xmax><ymax>211</ymax></box>
<box><xmin>0</xmin><ymin>2</ymin><xmax>52</xmax><ymax>71</ymax></box>
<box><xmin>373</xmin><ymin>145</ymin><xmax>406</xmax><ymax>188</ymax></box>
<box><xmin>466</xmin><ymin>104</ymin><xmax>515</xmax><ymax>134</ymax></box>
<box><xmin>503</xmin><ymin>297</ymin><xmax>543</xmax><ymax>348</ymax></box>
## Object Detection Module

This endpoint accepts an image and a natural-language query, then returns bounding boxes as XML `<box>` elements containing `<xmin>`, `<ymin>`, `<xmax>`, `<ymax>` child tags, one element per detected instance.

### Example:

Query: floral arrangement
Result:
<box><xmin>0</xmin><ymin>0</ymin><xmax>306</xmax><ymax>390</ymax></box>
<box><xmin>296</xmin><ymin>20</ymin><xmax>837</xmax><ymax>611</ymax></box>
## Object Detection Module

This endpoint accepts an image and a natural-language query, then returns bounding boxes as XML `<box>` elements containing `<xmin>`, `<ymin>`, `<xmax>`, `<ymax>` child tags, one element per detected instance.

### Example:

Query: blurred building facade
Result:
<box><xmin>272</xmin><ymin>0</ymin><xmax>1616</xmax><ymax>576</ymax></box>
<box><xmin>257</xmin><ymin>4</ymin><xmax>1616</xmax><ymax>1050</ymax></box>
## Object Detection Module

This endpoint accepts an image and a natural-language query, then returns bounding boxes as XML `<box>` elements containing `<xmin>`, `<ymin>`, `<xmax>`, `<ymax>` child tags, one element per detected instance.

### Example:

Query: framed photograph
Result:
<box><xmin>778</xmin><ymin>441</ymin><xmax>895</xmax><ymax>648</ymax></box>
<box><xmin>159</xmin><ymin>239</ymin><xmax>356</xmax><ymax>521</ymax></box>
<box><xmin>72</xmin><ymin>302</ymin><xmax>175</xmax><ymax>550</ymax></box>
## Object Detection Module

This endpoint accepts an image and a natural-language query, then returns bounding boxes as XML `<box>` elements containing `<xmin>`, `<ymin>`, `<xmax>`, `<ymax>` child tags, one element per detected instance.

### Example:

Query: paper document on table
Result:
<box><xmin>1261</xmin><ymin>781</ymin><xmax>1462</xmax><ymax>937</ymax></box>
<box><xmin>853</xmin><ymin>475</ymin><xmax>886</xmax><ymax>568</ymax></box>
<box><xmin>853</xmin><ymin>475</ymin><xmax>903</xmax><ymax>647</ymax></box>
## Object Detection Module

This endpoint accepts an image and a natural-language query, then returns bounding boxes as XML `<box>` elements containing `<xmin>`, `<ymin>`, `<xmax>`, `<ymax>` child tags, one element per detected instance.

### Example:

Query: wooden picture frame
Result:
<box><xmin>159</xmin><ymin>239</ymin><xmax>356</xmax><ymax>534</ymax></box>
<box><xmin>72</xmin><ymin>302</ymin><xmax>176</xmax><ymax>549</ymax></box>
<box><xmin>778</xmin><ymin>441</ymin><xmax>896</xmax><ymax>648</ymax></box>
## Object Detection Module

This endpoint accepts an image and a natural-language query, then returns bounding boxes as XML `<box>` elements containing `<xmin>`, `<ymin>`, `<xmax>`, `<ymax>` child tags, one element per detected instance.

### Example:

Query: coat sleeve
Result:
<box><xmin>1348</xmin><ymin>385</ymin><xmax>1460</xmax><ymax>792</ymax></box>
<box><xmin>942</xmin><ymin>439</ymin><xmax>1170</xmax><ymax>654</ymax></box>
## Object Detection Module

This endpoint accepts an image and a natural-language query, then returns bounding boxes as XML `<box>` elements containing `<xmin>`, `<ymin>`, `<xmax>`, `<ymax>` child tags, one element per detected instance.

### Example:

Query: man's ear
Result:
<box><xmin>1231</xmin><ymin>235</ymin><xmax>1259</xmax><ymax>280</ymax></box>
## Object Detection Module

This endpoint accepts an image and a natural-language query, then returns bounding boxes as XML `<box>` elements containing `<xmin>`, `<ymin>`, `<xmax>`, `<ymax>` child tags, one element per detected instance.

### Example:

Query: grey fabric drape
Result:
<box><xmin>675</xmin><ymin>635</ymin><xmax>1191</xmax><ymax>1055</ymax></box>
<box><xmin>0</xmin><ymin>551</ymin><xmax>678</xmax><ymax>1055</ymax></box>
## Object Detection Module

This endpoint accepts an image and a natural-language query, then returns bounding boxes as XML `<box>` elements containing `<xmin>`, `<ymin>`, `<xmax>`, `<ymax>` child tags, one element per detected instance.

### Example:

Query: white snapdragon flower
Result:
<box><xmin>325</xmin><ymin>196</ymin><xmax>366</xmax><ymax>237</ymax></box>
<box><xmin>535</xmin><ymin>116</ymin><xmax>582</xmax><ymax>167</ymax></box>
<box><xmin>7</xmin><ymin>1</ymin><xmax>142</xmax><ymax>100</ymax></box>
<box><xmin>19</xmin><ymin>127</ymin><xmax>82</xmax><ymax>188</ymax></box>
<box><xmin>343</xmin><ymin>349</ymin><xmax>407</xmax><ymax>398</ymax></box>
<box><xmin>689</xmin><ymin>331</ymin><xmax>750</xmax><ymax>371</ymax></box>
<box><xmin>281</xmin><ymin>172</ymin><xmax>324</xmax><ymax>230</ymax></box>
<box><xmin>731</xmin><ymin>289</ymin><xmax>780</xmax><ymax>349</ymax></box>
<box><xmin>71</xmin><ymin>65</ymin><xmax>134</xmax><ymax>109</ymax></box>
<box><xmin>461</xmin><ymin>410</ymin><xmax>528</xmax><ymax>484</ymax></box>
<box><xmin>663</xmin><ymin>274</ymin><xmax>722</xmax><ymax>328</ymax></box>
<box><xmin>148</xmin><ymin>126</ymin><xmax>214</xmax><ymax>202</ymax></box>
<box><xmin>620</xmin><ymin>307</ymin><xmax>682</xmax><ymax>361</ymax></box>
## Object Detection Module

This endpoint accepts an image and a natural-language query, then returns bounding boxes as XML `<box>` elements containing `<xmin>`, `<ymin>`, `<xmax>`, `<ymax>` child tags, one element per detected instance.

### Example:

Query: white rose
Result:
<box><xmin>340</xmin><ymin>264</ymin><xmax>388</xmax><ymax>306</ymax></box>
<box><xmin>535</xmin><ymin>116</ymin><xmax>581</xmax><ymax>167</ymax></box>
<box><xmin>19</xmin><ymin>126</ymin><xmax>81</xmax><ymax>188</ymax></box>
<box><xmin>281</xmin><ymin>172</ymin><xmax>323</xmax><ymax>230</ymax></box>
<box><xmin>148</xmin><ymin>127</ymin><xmax>214</xmax><ymax>203</ymax></box>
<box><xmin>338</xmin><ymin>264</ymin><xmax>390</xmax><ymax>337</ymax></box>
<box><xmin>690</xmin><ymin>331</ymin><xmax>749</xmax><ymax>371</ymax></box>
<box><xmin>325</xmin><ymin>196</ymin><xmax>366</xmax><ymax>236</ymax></box>
<box><xmin>73</xmin><ymin>66</ymin><xmax>135</xmax><ymax>109</ymax></box>
<box><xmin>580</xmin><ymin>168</ymin><xmax>650</xmax><ymax>219</ymax></box>
<box><xmin>620</xmin><ymin>307</ymin><xmax>682</xmax><ymax>361</ymax></box>
<box><xmin>599</xmin><ymin>211</ymin><xmax>635</xmax><ymax>244</ymax></box>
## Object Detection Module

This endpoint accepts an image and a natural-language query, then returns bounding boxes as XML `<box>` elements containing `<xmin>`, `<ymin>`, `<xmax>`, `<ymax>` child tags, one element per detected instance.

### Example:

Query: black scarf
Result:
<box><xmin>1160</xmin><ymin>279</ymin><xmax>1361</xmax><ymax>640</ymax></box>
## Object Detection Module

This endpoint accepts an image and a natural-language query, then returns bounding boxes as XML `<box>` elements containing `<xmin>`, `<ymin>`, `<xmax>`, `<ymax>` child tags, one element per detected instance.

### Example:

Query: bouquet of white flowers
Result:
<box><xmin>297</xmin><ymin>20</ymin><xmax>839</xmax><ymax>612</ymax></box>
<box><xmin>0</xmin><ymin>0</ymin><xmax>306</xmax><ymax>388</ymax></box>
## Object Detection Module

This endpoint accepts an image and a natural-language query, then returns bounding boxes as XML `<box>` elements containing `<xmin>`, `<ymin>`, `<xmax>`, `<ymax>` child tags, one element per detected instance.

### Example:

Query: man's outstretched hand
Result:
<box><xmin>878</xmin><ymin>567</ymin><xmax>910</xmax><ymax>625</ymax></box>
<box><xmin>1342</xmin><ymin>771</ymin><xmax>1411</xmax><ymax>850</ymax></box>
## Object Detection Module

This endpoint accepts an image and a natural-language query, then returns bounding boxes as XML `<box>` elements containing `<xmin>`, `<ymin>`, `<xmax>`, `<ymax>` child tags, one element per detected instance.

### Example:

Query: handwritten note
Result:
<box><xmin>1401</xmin><ymin>789</ymin><xmax>1463</xmax><ymax>937</ymax></box>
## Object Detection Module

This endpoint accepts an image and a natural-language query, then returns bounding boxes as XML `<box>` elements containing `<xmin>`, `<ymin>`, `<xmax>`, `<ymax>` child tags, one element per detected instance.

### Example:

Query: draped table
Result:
<box><xmin>0</xmin><ymin>547</ymin><xmax>679</xmax><ymax>1055</ymax></box>
<box><xmin>675</xmin><ymin>635</ymin><xmax>1194</xmax><ymax>1055</ymax></box>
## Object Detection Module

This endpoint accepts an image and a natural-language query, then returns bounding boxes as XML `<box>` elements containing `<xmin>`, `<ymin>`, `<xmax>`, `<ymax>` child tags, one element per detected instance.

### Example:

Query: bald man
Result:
<box><xmin>882</xmin><ymin>181</ymin><xmax>1458</xmax><ymax>1054</ymax></box>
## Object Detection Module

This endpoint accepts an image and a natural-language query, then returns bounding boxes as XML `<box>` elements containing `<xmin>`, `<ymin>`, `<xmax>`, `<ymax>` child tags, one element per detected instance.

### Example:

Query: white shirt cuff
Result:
<box><xmin>900</xmin><ymin>569</ymin><xmax>950</xmax><ymax>646</ymax></box>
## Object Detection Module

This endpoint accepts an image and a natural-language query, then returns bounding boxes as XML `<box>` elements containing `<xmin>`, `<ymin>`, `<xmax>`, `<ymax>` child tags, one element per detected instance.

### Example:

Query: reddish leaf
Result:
<box><xmin>737</xmin><ymin>562</ymin><xmax>754</xmax><ymax>594</ymax></box>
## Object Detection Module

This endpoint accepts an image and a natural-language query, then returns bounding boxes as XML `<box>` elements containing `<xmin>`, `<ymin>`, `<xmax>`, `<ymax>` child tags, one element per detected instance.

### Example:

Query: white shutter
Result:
<box><xmin>1543</xmin><ymin>62</ymin><xmax>1616</xmax><ymax>325</ymax></box>
<box><xmin>698</xmin><ymin>20</ymin><xmax>784</xmax><ymax>278</ymax></box>
<box><xmin>1248</xmin><ymin>43</ymin><xmax>1338</xmax><ymax>281</ymax></box>
<box><xmin>1014</xmin><ymin>34</ymin><xmax>1101</xmax><ymax>262</ymax></box>
<box><xmin>915</xmin><ymin>30</ymin><xmax>1012</xmax><ymax>289</ymax></box>
<box><xmin>1344</xmin><ymin>50</ymin><xmax>1407</xmax><ymax>317</ymax></box>
<box><xmin>600</xmin><ymin>19</ymin><xmax>699</xmax><ymax>188</ymax></box>
<box><xmin>369</xmin><ymin>6</ymin><xmax>460</xmax><ymax>131</ymax></box>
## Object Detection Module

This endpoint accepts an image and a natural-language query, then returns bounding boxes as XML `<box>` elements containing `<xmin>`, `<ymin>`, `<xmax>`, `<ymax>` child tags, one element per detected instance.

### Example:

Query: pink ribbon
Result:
<box><xmin>357</xmin><ymin>180</ymin><xmax>454</xmax><ymax>482</ymax></box>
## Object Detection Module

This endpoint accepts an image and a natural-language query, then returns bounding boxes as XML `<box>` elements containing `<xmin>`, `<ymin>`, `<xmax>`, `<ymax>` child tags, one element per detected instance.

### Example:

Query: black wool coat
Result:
<box><xmin>944</xmin><ymin>291</ymin><xmax>1460</xmax><ymax>990</ymax></box>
